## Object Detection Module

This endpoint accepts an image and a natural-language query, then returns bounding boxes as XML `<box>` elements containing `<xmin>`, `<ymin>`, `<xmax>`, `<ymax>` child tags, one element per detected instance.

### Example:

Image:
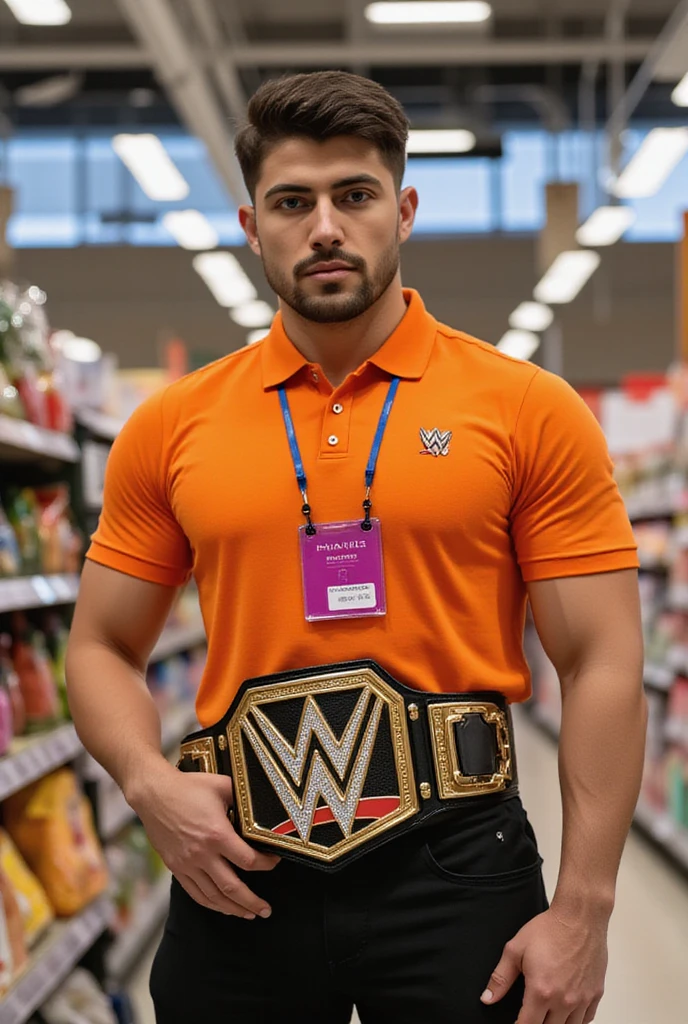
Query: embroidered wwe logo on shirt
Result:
<box><xmin>420</xmin><ymin>428</ymin><xmax>453</xmax><ymax>457</ymax></box>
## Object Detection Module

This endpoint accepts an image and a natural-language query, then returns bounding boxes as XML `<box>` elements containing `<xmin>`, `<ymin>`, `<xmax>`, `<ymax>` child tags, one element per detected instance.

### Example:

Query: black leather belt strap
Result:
<box><xmin>178</xmin><ymin>660</ymin><xmax>518</xmax><ymax>871</ymax></box>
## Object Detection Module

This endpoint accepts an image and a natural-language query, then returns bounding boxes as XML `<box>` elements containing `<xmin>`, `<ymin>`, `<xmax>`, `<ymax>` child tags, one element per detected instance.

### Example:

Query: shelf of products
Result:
<box><xmin>97</xmin><ymin>701</ymin><xmax>198</xmax><ymax>842</ymax></box>
<box><xmin>0</xmin><ymin>575</ymin><xmax>80</xmax><ymax>615</ymax></box>
<box><xmin>106</xmin><ymin>872</ymin><xmax>170</xmax><ymax>982</ymax></box>
<box><xmin>151</xmin><ymin>622</ymin><xmax>206</xmax><ymax>663</ymax></box>
<box><xmin>528</xmin><ymin>426</ymin><xmax>688</xmax><ymax>874</ymax></box>
<box><xmin>0</xmin><ymin>417</ymin><xmax>79</xmax><ymax>467</ymax></box>
<box><xmin>74</xmin><ymin>409</ymin><xmax>125</xmax><ymax>443</ymax></box>
<box><xmin>0</xmin><ymin>725</ymin><xmax>81</xmax><ymax>803</ymax></box>
<box><xmin>0</xmin><ymin>896</ymin><xmax>112</xmax><ymax>1024</ymax></box>
<box><xmin>633</xmin><ymin>799</ymin><xmax>688</xmax><ymax>871</ymax></box>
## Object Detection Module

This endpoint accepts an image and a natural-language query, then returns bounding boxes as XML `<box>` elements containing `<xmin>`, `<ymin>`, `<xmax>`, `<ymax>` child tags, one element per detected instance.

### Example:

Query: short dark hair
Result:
<box><xmin>235</xmin><ymin>71</ymin><xmax>410</xmax><ymax>202</ymax></box>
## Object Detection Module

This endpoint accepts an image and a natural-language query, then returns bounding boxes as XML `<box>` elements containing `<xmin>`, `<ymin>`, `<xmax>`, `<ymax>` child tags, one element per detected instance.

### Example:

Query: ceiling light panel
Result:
<box><xmin>407</xmin><ymin>129</ymin><xmax>477</xmax><ymax>154</ymax></box>
<box><xmin>672</xmin><ymin>72</ymin><xmax>688</xmax><ymax>107</ymax></box>
<box><xmin>612</xmin><ymin>128</ymin><xmax>688</xmax><ymax>199</ymax></box>
<box><xmin>230</xmin><ymin>302</ymin><xmax>275</xmax><ymax>329</ymax></box>
<box><xmin>496</xmin><ymin>331</ymin><xmax>540</xmax><ymax>362</ymax></box>
<box><xmin>163</xmin><ymin>211</ymin><xmax>219</xmax><ymax>251</ymax></box>
<box><xmin>112</xmin><ymin>134</ymin><xmax>190</xmax><ymax>202</ymax></box>
<box><xmin>366</xmin><ymin>2</ymin><xmax>492</xmax><ymax>25</ymax></box>
<box><xmin>193</xmin><ymin>253</ymin><xmax>258</xmax><ymax>308</ymax></box>
<box><xmin>3</xmin><ymin>0</ymin><xmax>71</xmax><ymax>25</ymax></box>
<box><xmin>246</xmin><ymin>329</ymin><xmax>271</xmax><ymax>346</ymax></box>
<box><xmin>576</xmin><ymin>206</ymin><xmax>636</xmax><ymax>247</ymax></box>
<box><xmin>534</xmin><ymin>251</ymin><xmax>601</xmax><ymax>305</ymax></box>
<box><xmin>508</xmin><ymin>302</ymin><xmax>554</xmax><ymax>333</ymax></box>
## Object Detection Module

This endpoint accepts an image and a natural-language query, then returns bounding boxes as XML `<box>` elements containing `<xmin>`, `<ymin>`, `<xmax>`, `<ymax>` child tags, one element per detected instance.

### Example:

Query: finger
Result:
<box><xmin>582</xmin><ymin>997</ymin><xmax>603</xmax><ymax>1024</ymax></box>
<box><xmin>514</xmin><ymin>988</ymin><xmax>549</xmax><ymax>1024</ymax></box>
<box><xmin>176</xmin><ymin>874</ymin><xmax>247</xmax><ymax>917</ymax></box>
<box><xmin>206</xmin><ymin>859</ymin><xmax>273</xmax><ymax>918</ymax></box>
<box><xmin>564</xmin><ymin>1008</ymin><xmax>589</xmax><ymax>1024</ymax></box>
<box><xmin>481</xmin><ymin>943</ymin><xmax>522</xmax><ymax>1006</ymax></box>
<box><xmin>217</xmin><ymin>828</ymin><xmax>281</xmax><ymax>873</ymax></box>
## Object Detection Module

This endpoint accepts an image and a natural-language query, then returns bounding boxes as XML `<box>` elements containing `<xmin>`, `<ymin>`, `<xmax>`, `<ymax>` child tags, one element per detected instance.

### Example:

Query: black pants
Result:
<box><xmin>150</xmin><ymin>796</ymin><xmax>548</xmax><ymax>1024</ymax></box>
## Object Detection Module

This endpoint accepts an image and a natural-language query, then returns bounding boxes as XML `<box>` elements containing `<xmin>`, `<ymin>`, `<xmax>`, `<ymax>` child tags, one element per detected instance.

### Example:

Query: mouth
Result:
<box><xmin>304</xmin><ymin>263</ymin><xmax>357</xmax><ymax>282</ymax></box>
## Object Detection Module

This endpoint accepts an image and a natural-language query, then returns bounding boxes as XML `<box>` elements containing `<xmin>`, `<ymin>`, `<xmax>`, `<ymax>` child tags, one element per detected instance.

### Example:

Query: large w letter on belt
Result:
<box><xmin>242</xmin><ymin>692</ymin><xmax>384</xmax><ymax>842</ymax></box>
<box><xmin>178</xmin><ymin>662</ymin><xmax>516</xmax><ymax>869</ymax></box>
<box><xmin>227</xmin><ymin>667</ymin><xmax>420</xmax><ymax>864</ymax></box>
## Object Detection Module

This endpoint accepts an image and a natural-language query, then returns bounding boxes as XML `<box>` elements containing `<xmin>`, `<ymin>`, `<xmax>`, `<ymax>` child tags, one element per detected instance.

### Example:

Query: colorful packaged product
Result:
<box><xmin>11</xmin><ymin>613</ymin><xmax>61</xmax><ymax>732</ymax></box>
<box><xmin>3</xmin><ymin>770</ymin><xmax>109</xmax><ymax>917</ymax></box>
<box><xmin>0</xmin><ymin>829</ymin><xmax>53</xmax><ymax>946</ymax></box>
<box><xmin>0</xmin><ymin>633</ymin><xmax>26</xmax><ymax>737</ymax></box>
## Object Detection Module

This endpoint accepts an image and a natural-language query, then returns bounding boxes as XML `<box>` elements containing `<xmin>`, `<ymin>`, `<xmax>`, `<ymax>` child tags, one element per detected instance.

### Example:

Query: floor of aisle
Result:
<box><xmin>128</xmin><ymin>707</ymin><xmax>688</xmax><ymax>1024</ymax></box>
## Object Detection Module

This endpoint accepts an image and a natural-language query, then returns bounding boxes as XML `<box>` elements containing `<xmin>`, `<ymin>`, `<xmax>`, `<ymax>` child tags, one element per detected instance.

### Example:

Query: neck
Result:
<box><xmin>279</xmin><ymin>280</ymin><xmax>408</xmax><ymax>388</ymax></box>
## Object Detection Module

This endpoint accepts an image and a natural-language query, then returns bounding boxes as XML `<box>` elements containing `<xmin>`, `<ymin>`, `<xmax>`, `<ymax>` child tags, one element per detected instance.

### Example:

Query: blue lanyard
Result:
<box><xmin>278</xmin><ymin>377</ymin><xmax>400</xmax><ymax>534</ymax></box>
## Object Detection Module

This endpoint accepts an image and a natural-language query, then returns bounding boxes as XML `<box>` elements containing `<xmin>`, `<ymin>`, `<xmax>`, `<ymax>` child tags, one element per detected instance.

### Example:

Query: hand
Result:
<box><xmin>130</xmin><ymin>764</ymin><xmax>280</xmax><ymax>918</ymax></box>
<box><xmin>481</xmin><ymin>907</ymin><xmax>608</xmax><ymax>1024</ymax></box>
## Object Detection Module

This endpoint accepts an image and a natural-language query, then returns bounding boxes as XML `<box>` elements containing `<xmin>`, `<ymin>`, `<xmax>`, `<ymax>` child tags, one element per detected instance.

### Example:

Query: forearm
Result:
<box><xmin>553</xmin><ymin>665</ymin><xmax>647</xmax><ymax>921</ymax></box>
<box><xmin>66</xmin><ymin>640</ymin><xmax>177</xmax><ymax>805</ymax></box>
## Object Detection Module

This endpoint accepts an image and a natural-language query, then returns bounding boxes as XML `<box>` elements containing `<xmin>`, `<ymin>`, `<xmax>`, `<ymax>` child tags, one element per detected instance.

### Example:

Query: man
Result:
<box><xmin>66</xmin><ymin>71</ymin><xmax>646</xmax><ymax>1024</ymax></box>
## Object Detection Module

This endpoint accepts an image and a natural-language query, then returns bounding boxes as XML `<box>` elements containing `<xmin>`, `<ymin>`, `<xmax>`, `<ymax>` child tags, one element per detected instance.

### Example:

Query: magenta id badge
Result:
<box><xmin>299</xmin><ymin>519</ymin><xmax>387</xmax><ymax>622</ymax></box>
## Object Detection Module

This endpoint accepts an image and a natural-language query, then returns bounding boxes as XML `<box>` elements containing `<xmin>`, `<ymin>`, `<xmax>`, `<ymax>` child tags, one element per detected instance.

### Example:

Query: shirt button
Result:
<box><xmin>312</xmin><ymin>371</ymin><xmax>319</xmax><ymax>382</ymax></box>
<box><xmin>328</xmin><ymin>435</ymin><xmax>339</xmax><ymax>447</ymax></box>
<box><xmin>332</xmin><ymin>403</ymin><xmax>344</xmax><ymax>415</ymax></box>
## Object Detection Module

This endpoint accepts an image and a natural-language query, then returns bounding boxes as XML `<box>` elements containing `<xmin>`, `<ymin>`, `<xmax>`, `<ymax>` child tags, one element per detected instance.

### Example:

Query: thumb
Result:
<box><xmin>481</xmin><ymin>943</ymin><xmax>522</xmax><ymax>1006</ymax></box>
<box><xmin>204</xmin><ymin>773</ymin><xmax>234</xmax><ymax>808</ymax></box>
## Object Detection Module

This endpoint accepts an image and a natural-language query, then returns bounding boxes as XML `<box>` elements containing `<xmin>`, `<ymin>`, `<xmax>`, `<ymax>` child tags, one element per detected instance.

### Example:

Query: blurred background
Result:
<box><xmin>0</xmin><ymin>3</ymin><xmax>688</xmax><ymax>1023</ymax></box>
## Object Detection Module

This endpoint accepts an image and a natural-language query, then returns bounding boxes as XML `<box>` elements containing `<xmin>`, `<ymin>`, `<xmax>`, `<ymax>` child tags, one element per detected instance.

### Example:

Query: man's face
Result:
<box><xmin>241</xmin><ymin>136</ymin><xmax>416</xmax><ymax>324</ymax></box>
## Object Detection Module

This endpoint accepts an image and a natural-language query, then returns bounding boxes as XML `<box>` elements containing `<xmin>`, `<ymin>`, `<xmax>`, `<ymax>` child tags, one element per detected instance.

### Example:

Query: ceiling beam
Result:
<box><xmin>229</xmin><ymin>38</ymin><xmax>653</xmax><ymax>67</ymax></box>
<box><xmin>0</xmin><ymin>37</ymin><xmax>654</xmax><ymax>72</ymax></box>
<box><xmin>114</xmin><ymin>0</ymin><xmax>248</xmax><ymax>207</ymax></box>
<box><xmin>185</xmin><ymin>0</ymin><xmax>248</xmax><ymax>122</ymax></box>
<box><xmin>0</xmin><ymin>46</ymin><xmax>147</xmax><ymax>70</ymax></box>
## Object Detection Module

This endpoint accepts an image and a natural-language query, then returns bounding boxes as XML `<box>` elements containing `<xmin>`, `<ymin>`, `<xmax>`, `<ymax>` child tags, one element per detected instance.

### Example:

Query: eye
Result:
<box><xmin>346</xmin><ymin>191</ymin><xmax>371</xmax><ymax>204</ymax></box>
<box><xmin>278</xmin><ymin>197</ymin><xmax>307</xmax><ymax>211</ymax></box>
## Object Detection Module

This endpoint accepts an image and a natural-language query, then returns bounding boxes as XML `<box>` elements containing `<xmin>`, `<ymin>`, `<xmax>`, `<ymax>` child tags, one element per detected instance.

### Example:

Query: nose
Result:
<box><xmin>308</xmin><ymin>198</ymin><xmax>344</xmax><ymax>251</ymax></box>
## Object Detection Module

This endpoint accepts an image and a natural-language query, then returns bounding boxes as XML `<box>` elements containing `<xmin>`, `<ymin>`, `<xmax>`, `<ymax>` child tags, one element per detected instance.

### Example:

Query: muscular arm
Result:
<box><xmin>66</xmin><ymin>561</ymin><xmax>277</xmax><ymax>919</ymax></box>
<box><xmin>66</xmin><ymin>560</ymin><xmax>179</xmax><ymax>802</ymax></box>
<box><xmin>484</xmin><ymin>569</ymin><xmax>646</xmax><ymax>1023</ymax></box>
<box><xmin>528</xmin><ymin>568</ymin><xmax>647</xmax><ymax>920</ymax></box>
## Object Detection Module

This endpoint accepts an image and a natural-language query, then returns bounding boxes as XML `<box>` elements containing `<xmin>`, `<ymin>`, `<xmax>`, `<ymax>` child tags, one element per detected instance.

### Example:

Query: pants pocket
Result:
<box><xmin>422</xmin><ymin>799</ymin><xmax>543</xmax><ymax>888</ymax></box>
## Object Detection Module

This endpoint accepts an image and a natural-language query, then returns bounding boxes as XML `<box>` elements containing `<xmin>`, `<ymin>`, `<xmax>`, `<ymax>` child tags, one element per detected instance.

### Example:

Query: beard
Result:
<box><xmin>260</xmin><ymin>238</ymin><xmax>400</xmax><ymax>324</ymax></box>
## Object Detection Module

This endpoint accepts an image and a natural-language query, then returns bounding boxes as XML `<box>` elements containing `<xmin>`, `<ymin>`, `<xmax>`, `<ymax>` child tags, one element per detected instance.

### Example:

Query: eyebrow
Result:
<box><xmin>263</xmin><ymin>174</ymin><xmax>384</xmax><ymax>200</ymax></box>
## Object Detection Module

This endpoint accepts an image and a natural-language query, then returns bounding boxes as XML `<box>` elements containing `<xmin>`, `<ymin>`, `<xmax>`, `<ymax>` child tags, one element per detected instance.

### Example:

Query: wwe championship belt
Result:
<box><xmin>178</xmin><ymin>661</ymin><xmax>518</xmax><ymax>871</ymax></box>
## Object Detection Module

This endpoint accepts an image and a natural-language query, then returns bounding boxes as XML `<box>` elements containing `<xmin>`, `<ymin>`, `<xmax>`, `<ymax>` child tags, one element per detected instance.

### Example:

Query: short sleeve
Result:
<box><xmin>86</xmin><ymin>389</ymin><xmax>193</xmax><ymax>587</ymax></box>
<box><xmin>510</xmin><ymin>369</ymin><xmax>638</xmax><ymax>583</ymax></box>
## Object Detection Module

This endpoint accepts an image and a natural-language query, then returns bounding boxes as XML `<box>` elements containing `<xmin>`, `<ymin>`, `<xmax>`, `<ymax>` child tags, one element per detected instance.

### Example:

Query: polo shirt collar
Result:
<box><xmin>261</xmin><ymin>288</ymin><xmax>436</xmax><ymax>389</ymax></box>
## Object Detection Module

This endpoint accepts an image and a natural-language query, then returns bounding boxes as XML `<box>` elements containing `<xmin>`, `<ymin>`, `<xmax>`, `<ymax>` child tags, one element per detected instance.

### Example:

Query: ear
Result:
<box><xmin>398</xmin><ymin>186</ymin><xmax>418</xmax><ymax>244</ymax></box>
<box><xmin>239</xmin><ymin>205</ymin><xmax>261</xmax><ymax>256</ymax></box>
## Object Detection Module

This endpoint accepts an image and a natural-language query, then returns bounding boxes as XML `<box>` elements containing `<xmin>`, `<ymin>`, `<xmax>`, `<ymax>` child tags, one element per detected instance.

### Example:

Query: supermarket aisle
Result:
<box><xmin>129</xmin><ymin>708</ymin><xmax>688</xmax><ymax>1024</ymax></box>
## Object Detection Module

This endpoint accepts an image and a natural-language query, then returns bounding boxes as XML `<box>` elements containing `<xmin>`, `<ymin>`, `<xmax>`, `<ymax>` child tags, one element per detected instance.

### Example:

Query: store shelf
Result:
<box><xmin>0</xmin><ymin>896</ymin><xmax>112</xmax><ymax>1024</ymax></box>
<box><xmin>0</xmin><ymin>724</ymin><xmax>82</xmax><ymax>802</ymax></box>
<box><xmin>106</xmin><ymin>873</ymin><xmax>171</xmax><ymax>981</ymax></box>
<box><xmin>75</xmin><ymin>408</ymin><xmax>125</xmax><ymax>441</ymax></box>
<box><xmin>150</xmin><ymin>622</ymin><xmax>206</xmax><ymax>663</ymax></box>
<box><xmin>667</xmin><ymin>584</ymin><xmax>688</xmax><ymax>612</ymax></box>
<box><xmin>644</xmin><ymin>662</ymin><xmax>675</xmax><ymax>693</ymax></box>
<box><xmin>633</xmin><ymin>800</ymin><xmax>688</xmax><ymax>872</ymax></box>
<box><xmin>666</xmin><ymin>719</ymin><xmax>688</xmax><ymax>750</ymax></box>
<box><xmin>531</xmin><ymin>702</ymin><xmax>561</xmax><ymax>741</ymax></box>
<box><xmin>0</xmin><ymin>415</ymin><xmax>80</xmax><ymax>465</ymax></box>
<box><xmin>97</xmin><ymin>702</ymin><xmax>197</xmax><ymax>841</ymax></box>
<box><xmin>529</xmin><ymin>698</ymin><xmax>688</xmax><ymax>874</ymax></box>
<box><xmin>637</xmin><ymin>554</ymin><xmax>670</xmax><ymax>572</ymax></box>
<box><xmin>0</xmin><ymin>574</ymin><xmax>79</xmax><ymax>614</ymax></box>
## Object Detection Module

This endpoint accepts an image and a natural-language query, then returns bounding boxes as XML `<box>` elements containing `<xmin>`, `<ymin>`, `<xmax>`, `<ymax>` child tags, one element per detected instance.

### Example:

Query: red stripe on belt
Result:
<box><xmin>271</xmin><ymin>796</ymin><xmax>401</xmax><ymax>836</ymax></box>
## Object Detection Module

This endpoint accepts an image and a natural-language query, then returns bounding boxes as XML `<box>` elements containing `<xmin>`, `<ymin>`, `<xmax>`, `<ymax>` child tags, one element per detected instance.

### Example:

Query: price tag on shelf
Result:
<box><xmin>31</xmin><ymin>576</ymin><xmax>57</xmax><ymax>605</ymax></box>
<box><xmin>50</xmin><ymin>575</ymin><xmax>76</xmax><ymax>602</ymax></box>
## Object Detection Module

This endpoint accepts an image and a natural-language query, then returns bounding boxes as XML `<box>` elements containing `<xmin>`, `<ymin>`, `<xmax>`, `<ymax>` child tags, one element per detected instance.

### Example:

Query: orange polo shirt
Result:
<box><xmin>87</xmin><ymin>289</ymin><xmax>638</xmax><ymax>726</ymax></box>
